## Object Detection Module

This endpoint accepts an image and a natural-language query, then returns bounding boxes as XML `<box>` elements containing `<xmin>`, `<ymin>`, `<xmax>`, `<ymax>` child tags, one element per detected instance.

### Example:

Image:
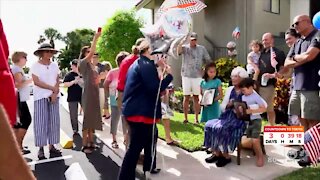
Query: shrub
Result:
<box><xmin>273</xmin><ymin>78</ymin><xmax>291</xmax><ymax>124</ymax></box>
<box><xmin>170</xmin><ymin>88</ymin><xmax>194</xmax><ymax>113</ymax></box>
<box><xmin>215</xmin><ymin>57</ymin><xmax>243</xmax><ymax>83</ymax></box>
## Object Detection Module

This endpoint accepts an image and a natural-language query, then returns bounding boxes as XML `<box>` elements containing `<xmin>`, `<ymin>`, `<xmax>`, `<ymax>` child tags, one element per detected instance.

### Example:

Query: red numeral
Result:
<box><xmin>296</xmin><ymin>134</ymin><xmax>302</xmax><ymax>138</ymax></box>
<box><xmin>269</xmin><ymin>133</ymin><xmax>273</xmax><ymax>138</ymax></box>
<box><xmin>281</xmin><ymin>134</ymin><xmax>284</xmax><ymax>138</ymax></box>
<box><xmin>288</xmin><ymin>134</ymin><xmax>294</xmax><ymax>138</ymax></box>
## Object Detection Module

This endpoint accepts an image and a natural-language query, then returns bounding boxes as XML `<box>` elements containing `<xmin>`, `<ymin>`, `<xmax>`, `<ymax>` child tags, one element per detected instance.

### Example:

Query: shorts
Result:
<box><xmin>246</xmin><ymin>119</ymin><xmax>262</xmax><ymax>138</ymax></box>
<box><xmin>259</xmin><ymin>86</ymin><xmax>275</xmax><ymax>112</ymax></box>
<box><xmin>99</xmin><ymin>88</ymin><xmax>108</xmax><ymax>109</ymax></box>
<box><xmin>182</xmin><ymin>77</ymin><xmax>202</xmax><ymax>96</ymax></box>
<box><xmin>14</xmin><ymin>101</ymin><xmax>32</xmax><ymax>130</ymax></box>
<box><xmin>288</xmin><ymin>90</ymin><xmax>320</xmax><ymax>120</ymax></box>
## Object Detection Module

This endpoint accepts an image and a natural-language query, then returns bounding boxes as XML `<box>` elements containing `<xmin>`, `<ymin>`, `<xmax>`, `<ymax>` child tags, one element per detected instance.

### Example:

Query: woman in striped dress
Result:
<box><xmin>204</xmin><ymin>67</ymin><xmax>248</xmax><ymax>167</ymax></box>
<box><xmin>31</xmin><ymin>43</ymin><xmax>61</xmax><ymax>160</ymax></box>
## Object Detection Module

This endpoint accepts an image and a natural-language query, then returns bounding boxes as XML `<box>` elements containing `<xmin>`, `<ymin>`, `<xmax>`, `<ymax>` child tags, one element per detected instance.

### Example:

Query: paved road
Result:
<box><xmin>22</xmin><ymin>99</ymin><xmax>143</xmax><ymax>180</ymax></box>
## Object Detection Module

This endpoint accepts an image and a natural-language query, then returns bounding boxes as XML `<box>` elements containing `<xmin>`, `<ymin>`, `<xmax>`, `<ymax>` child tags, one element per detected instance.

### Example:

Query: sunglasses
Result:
<box><xmin>44</xmin><ymin>50</ymin><xmax>54</xmax><ymax>53</ymax></box>
<box><xmin>291</xmin><ymin>20</ymin><xmax>306</xmax><ymax>27</ymax></box>
<box><xmin>94</xmin><ymin>53</ymin><xmax>99</xmax><ymax>56</ymax></box>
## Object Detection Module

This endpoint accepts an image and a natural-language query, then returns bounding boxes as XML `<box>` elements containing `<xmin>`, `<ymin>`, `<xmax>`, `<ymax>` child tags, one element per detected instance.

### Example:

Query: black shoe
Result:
<box><xmin>216</xmin><ymin>157</ymin><xmax>231</xmax><ymax>167</ymax></box>
<box><xmin>49</xmin><ymin>147</ymin><xmax>62</xmax><ymax>158</ymax></box>
<box><xmin>144</xmin><ymin>168</ymin><xmax>161</xmax><ymax>176</ymax></box>
<box><xmin>298</xmin><ymin>157</ymin><xmax>312</xmax><ymax>167</ymax></box>
<box><xmin>206</xmin><ymin>149</ymin><xmax>212</xmax><ymax>154</ymax></box>
<box><xmin>22</xmin><ymin>148</ymin><xmax>31</xmax><ymax>155</ymax></box>
<box><xmin>205</xmin><ymin>155</ymin><xmax>220</xmax><ymax>163</ymax></box>
<box><xmin>38</xmin><ymin>150</ymin><xmax>47</xmax><ymax>160</ymax></box>
<box><xmin>150</xmin><ymin>168</ymin><xmax>161</xmax><ymax>174</ymax></box>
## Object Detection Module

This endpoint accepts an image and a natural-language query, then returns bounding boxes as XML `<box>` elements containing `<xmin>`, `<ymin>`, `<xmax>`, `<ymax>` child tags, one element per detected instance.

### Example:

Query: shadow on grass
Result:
<box><xmin>158</xmin><ymin>119</ymin><xmax>205</xmax><ymax>152</ymax></box>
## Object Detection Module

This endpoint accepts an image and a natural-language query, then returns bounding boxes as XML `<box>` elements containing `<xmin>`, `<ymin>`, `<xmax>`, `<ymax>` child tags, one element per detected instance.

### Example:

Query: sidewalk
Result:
<box><xmin>60</xmin><ymin>95</ymin><xmax>301</xmax><ymax>180</ymax></box>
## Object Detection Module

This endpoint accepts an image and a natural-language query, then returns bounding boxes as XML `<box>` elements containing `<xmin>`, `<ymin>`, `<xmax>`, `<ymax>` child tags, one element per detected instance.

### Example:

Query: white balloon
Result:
<box><xmin>139</xmin><ymin>8</ymin><xmax>192</xmax><ymax>56</ymax></box>
<box><xmin>161</xmin><ymin>8</ymin><xmax>192</xmax><ymax>38</ymax></box>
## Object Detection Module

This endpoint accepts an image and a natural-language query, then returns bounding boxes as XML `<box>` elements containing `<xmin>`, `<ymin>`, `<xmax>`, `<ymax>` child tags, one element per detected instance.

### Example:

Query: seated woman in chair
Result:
<box><xmin>204</xmin><ymin>66</ymin><xmax>248</xmax><ymax>167</ymax></box>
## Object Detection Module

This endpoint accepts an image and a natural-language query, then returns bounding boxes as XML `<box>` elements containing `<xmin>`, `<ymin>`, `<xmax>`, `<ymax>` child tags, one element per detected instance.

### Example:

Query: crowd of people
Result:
<box><xmin>0</xmin><ymin>14</ymin><xmax>319</xmax><ymax>179</ymax></box>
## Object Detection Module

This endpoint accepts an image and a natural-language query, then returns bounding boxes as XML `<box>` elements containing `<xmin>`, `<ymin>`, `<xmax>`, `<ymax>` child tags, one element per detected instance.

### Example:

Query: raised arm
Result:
<box><xmin>84</xmin><ymin>31</ymin><xmax>101</xmax><ymax>61</ymax></box>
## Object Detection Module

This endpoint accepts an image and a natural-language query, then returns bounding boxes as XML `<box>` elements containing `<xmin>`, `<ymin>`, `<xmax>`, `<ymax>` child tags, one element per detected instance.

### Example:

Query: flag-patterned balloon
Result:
<box><xmin>157</xmin><ymin>0</ymin><xmax>207</xmax><ymax>17</ymax></box>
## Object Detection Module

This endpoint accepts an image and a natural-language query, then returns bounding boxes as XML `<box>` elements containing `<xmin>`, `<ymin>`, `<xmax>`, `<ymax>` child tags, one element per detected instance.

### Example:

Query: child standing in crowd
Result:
<box><xmin>97</xmin><ymin>61</ymin><xmax>112</xmax><ymax>120</ymax></box>
<box><xmin>63</xmin><ymin>59</ymin><xmax>83</xmax><ymax>135</ymax></box>
<box><xmin>156</xmin><ymin>54</ymin><xmax>178</xmax><ymax>145</ymax></box>
<box><xmin>11</xmin><ymin>51</ymin><xmax>33</xmax><ymax>155</ymax></box>
<box><xmin>239</xmin><ymin>78</ymin><xmax>267</xmax><ymax>167</ymax></box>
<box><xmin>246</xmin><ymin>40</ymin><xmax>263</xmax><ymax>80</ymax></box>
<box><xmin>200</xmin><ymin>62</ymin><xmax>223</xmax><ymax>123</ymax></box>
<box><xmin>104</xmin><ymin>51</ymin><xmax>129</xmax><ymax>149</ymax></box>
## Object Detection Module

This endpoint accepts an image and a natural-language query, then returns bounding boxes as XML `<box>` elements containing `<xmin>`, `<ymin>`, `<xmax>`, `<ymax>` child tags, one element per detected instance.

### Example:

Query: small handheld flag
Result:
<box><xmin>232</xmin><ymin>26</ymin><xmax>240</xmax><ymax>39</ymax></box>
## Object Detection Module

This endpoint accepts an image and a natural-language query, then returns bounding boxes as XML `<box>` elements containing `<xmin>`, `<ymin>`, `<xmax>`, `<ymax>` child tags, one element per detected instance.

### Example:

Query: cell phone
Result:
<box><xmin>98</xmin><ymin>27</ymin><xmax>102</xmax><ymax>32</ymax></box>
<box><xmin>48</xmin><ymin>97</ymin><xmax>52</xmax><ymax>102</ymax></box>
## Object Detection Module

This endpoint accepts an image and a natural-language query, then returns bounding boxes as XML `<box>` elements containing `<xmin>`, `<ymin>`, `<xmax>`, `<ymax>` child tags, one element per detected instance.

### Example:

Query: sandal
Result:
<box><xmin>194</xmin><ymin>120</ymin><xmax>199</xmax><ymax>124</ymax></box>
<box><xmin>82</xmin><ymin>146</ymin><xmax>93</xmax><ymax>154</ymax></box>
<box><xmin>49</xmin><ymin>147</ymin><xmax>62</xmax><ymax>158</ymax></box>
<box><xmin>183</xmin><ymin>120</ymin><xmax>189</xmax><ymax>124</ymax></box>
<box><xmin>111</xmin><ymin>141</ymin><xmax>119</xmax><ymax>149</ymax></box>
<box><xmin>38</xmin><ymin>149</ymin><xmax>47</xmax><ymax>160</ymax></box>
<box><xmin>89</xmin><ymin>143</ymin><xmax>99</xmax><ymax>150</ymax></box>
<box><xmin>167</xmin><ymin>140</ymin><xmax>179</xmax><ymax>146</ymax></box>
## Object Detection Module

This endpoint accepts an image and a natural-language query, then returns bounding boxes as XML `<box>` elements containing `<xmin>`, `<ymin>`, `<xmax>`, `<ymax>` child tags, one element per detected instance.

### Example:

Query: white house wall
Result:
<box><xmin>290</xmin><ymin>0</ymin><xmax>309</xmax><ymax>22</ymax></box>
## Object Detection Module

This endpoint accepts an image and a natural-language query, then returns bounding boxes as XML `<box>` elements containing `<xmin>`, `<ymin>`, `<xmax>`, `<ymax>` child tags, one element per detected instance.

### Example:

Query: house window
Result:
<box><xmin>263</xmin><ymin>0</ymin><xmax>280</xmax><ymax>14</ymax></box>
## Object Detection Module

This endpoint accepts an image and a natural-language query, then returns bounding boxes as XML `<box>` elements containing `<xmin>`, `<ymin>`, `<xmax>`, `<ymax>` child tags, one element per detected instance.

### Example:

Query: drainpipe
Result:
<box><xmin>243</xmin><ymin>0</ymin><xmax>248</xmax><ymax>64</ymax></box>
<box><xmin>152</xmin><ymin>8</ymin><xmax>155</xmax><ymax>24</ymax></box>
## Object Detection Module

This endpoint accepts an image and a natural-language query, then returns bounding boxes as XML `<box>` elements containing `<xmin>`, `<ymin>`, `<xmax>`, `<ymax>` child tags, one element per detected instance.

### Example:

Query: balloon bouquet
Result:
<box><xmin>140</xmin><ymin>0</ymin><xmax>207</xmax><ymax>59</ymax></box>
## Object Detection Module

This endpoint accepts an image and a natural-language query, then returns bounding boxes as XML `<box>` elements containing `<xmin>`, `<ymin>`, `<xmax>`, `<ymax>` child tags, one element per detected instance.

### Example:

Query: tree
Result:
<box><xmin>97</xmin><ymin>10</ymin><xmax>143</xmax><ymax>67</ymax></box>
<box><xmin>58</xmin><ymin>29</ymin><xmax>94</xmax><ymax>69</ymax></box>
<box><xmin>37</xmin><ymin>28</ymin><xmax>62</xmax><ymax>48</ymax></box>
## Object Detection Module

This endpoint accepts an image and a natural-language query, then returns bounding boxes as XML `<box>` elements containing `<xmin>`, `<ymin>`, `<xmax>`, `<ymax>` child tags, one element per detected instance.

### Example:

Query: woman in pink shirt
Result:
<box><xmin>104</xmin><ymin>51</ymin><xmax>129</xmax><ymax>148</ymax></box>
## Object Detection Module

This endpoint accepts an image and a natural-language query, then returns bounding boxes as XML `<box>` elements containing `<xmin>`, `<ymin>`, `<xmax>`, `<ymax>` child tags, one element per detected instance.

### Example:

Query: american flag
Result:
<box><xmin>304</xmin><ymin>123</ymin><xmax>320</xmax><ymax>165</ymax></box>
<box><xmin>232</xmin><ymin>27</ymin><xmax>240</xmax><ymax>39</ymax></box>
<box><xmin>270</xmin><ymin>47</ymin><xmax>278</xmax><ymax>71</ymax></box>
<box><xmin>157</xmin><ymin>0</ymin><xmax>207</xmax><ymax>16</ymax></box>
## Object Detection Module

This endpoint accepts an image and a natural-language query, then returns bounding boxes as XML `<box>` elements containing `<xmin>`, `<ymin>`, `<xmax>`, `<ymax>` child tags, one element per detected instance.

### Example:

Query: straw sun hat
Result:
<box><xmin>34</xmin><ymin>43</ymin><xmax>59</xmax><ymax>56</ymax></box>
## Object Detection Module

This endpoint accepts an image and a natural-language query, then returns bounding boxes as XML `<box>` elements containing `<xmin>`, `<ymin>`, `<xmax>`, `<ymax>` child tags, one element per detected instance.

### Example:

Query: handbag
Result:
<box><xmin>200</xmin><ymin>89</ymin><xmax>215</xmax><ymax>106</ymax></box>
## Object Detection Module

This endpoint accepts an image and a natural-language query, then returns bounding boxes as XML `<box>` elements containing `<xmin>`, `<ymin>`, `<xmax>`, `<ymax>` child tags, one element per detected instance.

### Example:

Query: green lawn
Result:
<box><xmin>157</xmin><ymin>112</ymin><xmax>269</xmax><ymax>152</ymax></box>
<box><xmin>157</xmin><ymin>112</ymin><xmax>205</xmax><ymax>152</ymax></box>
<box><xmin>276</xmin><ymin>166</ymin><xmax>320</xmax><ymax>180</ymax></box>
